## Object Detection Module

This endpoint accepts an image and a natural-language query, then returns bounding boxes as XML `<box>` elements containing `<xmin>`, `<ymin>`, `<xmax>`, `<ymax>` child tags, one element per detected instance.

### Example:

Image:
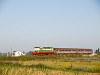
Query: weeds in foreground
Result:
<box><xmin>0</xmin><ymin>55</ymin><xmax>100</xmax><ymax>75</ymax></box>
<box><xmin>0</xmin><ymin>61</ymin><xmax>100</xmax><ymax>75</ymax></box>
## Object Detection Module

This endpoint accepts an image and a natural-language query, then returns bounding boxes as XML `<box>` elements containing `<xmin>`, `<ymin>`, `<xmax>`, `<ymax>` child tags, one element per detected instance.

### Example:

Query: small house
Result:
<box><xmin>13</xmin><ymin>51</ymin><xmax>25</xmax><ymax>56</ymax></box>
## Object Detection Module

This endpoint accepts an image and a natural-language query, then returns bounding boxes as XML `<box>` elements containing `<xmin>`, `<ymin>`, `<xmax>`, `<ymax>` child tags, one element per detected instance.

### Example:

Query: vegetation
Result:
<box><xmin>0</xmin><ymin>55</ymin><xmax>100</xmax><ymax>75</ymax></box>
<box><xmin>95</xmin><ymin>48</ymin><xmax>100</xmax><ymax>55</ymax></box>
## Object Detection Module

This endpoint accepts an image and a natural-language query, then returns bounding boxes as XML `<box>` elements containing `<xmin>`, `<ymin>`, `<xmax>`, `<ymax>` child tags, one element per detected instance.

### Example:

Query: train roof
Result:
<box><xmin>34</xmin><ymin>47</ymin><xmax>92</xmax><ymax>51</ymax></box>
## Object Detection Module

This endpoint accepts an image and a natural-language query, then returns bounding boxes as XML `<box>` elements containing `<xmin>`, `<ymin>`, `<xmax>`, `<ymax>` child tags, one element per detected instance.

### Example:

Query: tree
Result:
<box><xmin>95</xmin><ymin>48</ymin><xmax>100</xmax><ymax>54</ymax></box>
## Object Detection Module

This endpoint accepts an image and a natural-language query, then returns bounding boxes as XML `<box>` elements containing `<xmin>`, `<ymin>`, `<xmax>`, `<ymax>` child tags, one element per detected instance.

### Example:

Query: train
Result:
<box><xmin>33</xmin><ymin>47</ymin><xmax>54</xmax><ymax>55</ymax></box>
<box><xmin>32</xmin><ymin>47</ymin><xmax>93</xmax><ymax>55</ymax></box>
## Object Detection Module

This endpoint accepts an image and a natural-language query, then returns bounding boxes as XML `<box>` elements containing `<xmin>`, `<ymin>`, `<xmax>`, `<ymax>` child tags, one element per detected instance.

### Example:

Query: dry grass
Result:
<box><xmin>19</xmin><ymin>60</ymin><xmax>100</xmax><ymax>70</ymax></box>
<box><xmin>0</xmin><ymin>55</ymin><xmax>100</xmax><ymax>75</ymax></box>
<box><xmin>1</xmin><ymin>67</ymin><xmax>100</xmax><ymax>75</ymax></box>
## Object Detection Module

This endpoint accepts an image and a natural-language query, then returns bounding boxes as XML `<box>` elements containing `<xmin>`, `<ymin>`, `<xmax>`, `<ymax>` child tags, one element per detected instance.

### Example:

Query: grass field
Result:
<box><xmin>0</xmin><ymin>55</ymin><xmax>100</xmax><ymax>75</ymax></box>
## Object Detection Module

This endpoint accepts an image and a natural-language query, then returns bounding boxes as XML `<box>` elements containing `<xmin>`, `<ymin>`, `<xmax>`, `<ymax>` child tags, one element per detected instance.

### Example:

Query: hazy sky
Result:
<box><xmin>0</xmin><ymin>0</ymin><xmax>100</xmax><ymax>52</ymax></box>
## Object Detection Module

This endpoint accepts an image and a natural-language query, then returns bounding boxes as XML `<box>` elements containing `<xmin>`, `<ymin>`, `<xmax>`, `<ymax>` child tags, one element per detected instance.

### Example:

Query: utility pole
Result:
<box><xmin>11</xmin><ymin>48</ymin><xmax>13</xmax><ymax>56</ymax></box>
<box><xmin>7</xmin><ymin>52</ymin><xmax>8</xmax><ymax>56</ymax></box>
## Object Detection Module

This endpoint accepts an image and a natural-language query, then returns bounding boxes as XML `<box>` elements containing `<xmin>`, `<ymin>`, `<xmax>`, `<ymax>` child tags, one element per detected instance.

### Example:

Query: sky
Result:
<box><xmin>0</xmin><ymin>0</ymin><xmax>100</xmax><ymax>52</ymax></box>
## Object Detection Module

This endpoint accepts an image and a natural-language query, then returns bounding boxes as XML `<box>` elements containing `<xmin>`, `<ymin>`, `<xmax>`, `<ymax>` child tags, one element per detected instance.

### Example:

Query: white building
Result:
<box><xmin>12</xmin><ymin>51</ymin><xmax>25</xmax><ymax>56</ymax></box>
